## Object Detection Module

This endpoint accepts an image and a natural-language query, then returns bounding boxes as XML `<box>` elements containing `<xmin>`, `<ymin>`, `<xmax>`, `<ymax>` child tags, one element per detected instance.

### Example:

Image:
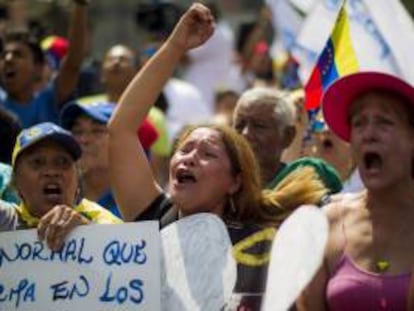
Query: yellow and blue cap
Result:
<box><xmin>60</xmin><ymin>100</ymin><xmax>115</xmax><ymax>129</ymax></box>
<box><xmin>12</xmin><ymin>122</ymin><xmax>81</xmax><ymax>166</ymax></box>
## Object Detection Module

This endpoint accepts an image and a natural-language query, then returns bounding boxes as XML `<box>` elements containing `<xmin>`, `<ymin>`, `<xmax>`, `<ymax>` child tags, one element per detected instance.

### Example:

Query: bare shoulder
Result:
<box><xmin>321</xmin><ymin>191</ymin><xmax>366</xmax><ymax>260</ymax></box>
<box><xmin>323</xmin><ymin>191</ymin><xmax>366</xmax><ymax>223</ymax></box>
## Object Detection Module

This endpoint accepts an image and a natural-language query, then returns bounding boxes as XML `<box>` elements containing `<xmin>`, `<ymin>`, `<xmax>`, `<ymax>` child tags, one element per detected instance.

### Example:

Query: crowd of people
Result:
<box><xmin>1</xmin><ymin>1</ymin><xmax>414</xmax><ymax>310</ymax></box>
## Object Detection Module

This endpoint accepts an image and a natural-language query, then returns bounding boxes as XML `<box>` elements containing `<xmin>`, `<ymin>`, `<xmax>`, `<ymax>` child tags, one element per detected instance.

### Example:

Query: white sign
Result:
<box><xmin>161</xmin><ymin>213</ymin><xmax>236</xmax><ymax>311</ymax></box>
<box><xmin>0</xmin><ymin>222</ymin><xmax>160</xmax><ymax>311</ymax></box>
<box><xmin>262</xmin><ymin>206</ymin><xmax>328</xmax><ymax>311</ymax></box>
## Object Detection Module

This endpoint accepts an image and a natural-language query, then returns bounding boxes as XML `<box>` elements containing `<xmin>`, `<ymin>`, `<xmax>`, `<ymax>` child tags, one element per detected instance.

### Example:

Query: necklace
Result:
<box><xmin>375</xmin><ymin>259</ymin><xmax>391</xmax><ymax>273</ymax></box>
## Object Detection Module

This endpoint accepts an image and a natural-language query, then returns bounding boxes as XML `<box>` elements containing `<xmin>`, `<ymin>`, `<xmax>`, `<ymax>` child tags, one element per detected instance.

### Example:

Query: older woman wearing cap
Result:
<box><xmin>0</xmin><ymin>122</ymin><xmax>121</xmax><ymax>250</ymax></box>
<box><xmin>60</xmin><ymin>100</ymin><xmax>158</xmax><ymax>218</ymax></box>
<box><xmin>60</xmin><ymin>101</ymin><xmax>119</xmax><ymax>216</ymax></box>
<box><xmin>298</xmin><ymin>71</ymin><xmax>414</xmax><ymax>310</ymax></box>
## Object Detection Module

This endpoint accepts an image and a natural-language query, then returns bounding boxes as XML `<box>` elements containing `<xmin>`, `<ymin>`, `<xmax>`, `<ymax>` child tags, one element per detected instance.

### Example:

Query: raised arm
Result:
<box><xmin>108</xmin><ymin>3</ymin><xmax>214</xmax><ymax>221</ymax></box>
<box><xmin>55</xmin><ymin>0</ymin><xmax>89</xmax><ymax>105</ymax></box>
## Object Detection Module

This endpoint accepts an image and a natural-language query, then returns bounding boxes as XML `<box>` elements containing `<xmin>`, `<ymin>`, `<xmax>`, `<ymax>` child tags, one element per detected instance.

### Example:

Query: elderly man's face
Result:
<box><xmin>233</xmin><ymin>101</ymin><xmax>288</xmax><ymax>171</ymax></box>
<box><xmin>14</xmin><ymin>140</ymin><xmax>78</xmax><ymax>217</ymax></box>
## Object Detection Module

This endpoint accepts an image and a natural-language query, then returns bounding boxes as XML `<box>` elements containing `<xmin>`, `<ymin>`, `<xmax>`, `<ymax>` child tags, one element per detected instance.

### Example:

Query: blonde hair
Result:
<box><xmin>260</xmin><ymin>166</ymin><xmax>328</xmax><ymax>224</ymax></box>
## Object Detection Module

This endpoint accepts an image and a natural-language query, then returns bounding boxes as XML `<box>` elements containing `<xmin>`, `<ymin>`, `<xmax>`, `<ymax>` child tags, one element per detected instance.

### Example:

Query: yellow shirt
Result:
<box><xmin>15</xmin><ymin>198</ymin><xmax>122</xmax><ymax>229</ymax></box>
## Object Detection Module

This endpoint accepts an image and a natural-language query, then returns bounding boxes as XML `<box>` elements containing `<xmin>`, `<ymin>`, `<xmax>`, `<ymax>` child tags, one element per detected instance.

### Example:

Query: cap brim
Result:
<box><xmin>322</xmin><ymin>71</ymin><xmax>414</xmax><ymax>142</ymax></box>
<box><xmin>14</xmin><ymin>133</ymin><xmax>81</xmax><ymax>166</ymax></box>
<box><xmin>48</xmin><ymin>133</ymin><xmax>82</xmax><ymax>161</ymax></box>
<box><xmin>60</xmin><ymin>104</ymin><xmax>87</xmax><ymax>129</ymax></box>
<box><xmin>60</xmin><ymin>102</ymin><xmax>114</xmax><ymax>129</ymax></box>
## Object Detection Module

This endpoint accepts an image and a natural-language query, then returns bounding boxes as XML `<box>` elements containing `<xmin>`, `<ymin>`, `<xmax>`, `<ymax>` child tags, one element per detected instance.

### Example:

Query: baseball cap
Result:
<box><xmin>60</xmin><ymin>101</ymin><xmax>115</xmax><ymax>129</ymax></box>
<box><xmin>12</xmin><ymin>122</ymin><xmax>81</xmax><ymax>166</ymax></box>
<box><xmin>322</xmin><ymin>71</ymin><xmax>414</xmax><ymax>142</ymax></box>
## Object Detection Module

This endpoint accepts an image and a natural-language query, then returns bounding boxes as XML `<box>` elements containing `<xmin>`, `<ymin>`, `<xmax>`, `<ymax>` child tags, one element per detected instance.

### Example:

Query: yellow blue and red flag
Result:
<box><xmin>304</xmin><ymin>2</ymin><xmax>358</xmax><ymax>111</ymax></box>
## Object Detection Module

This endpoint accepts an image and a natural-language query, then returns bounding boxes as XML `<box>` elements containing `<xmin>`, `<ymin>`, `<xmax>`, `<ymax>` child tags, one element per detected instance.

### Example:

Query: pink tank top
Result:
<box><xmin>326</xmin><ymin>253</ymin><xmax>411</xmax><ymax>310</ymax></box>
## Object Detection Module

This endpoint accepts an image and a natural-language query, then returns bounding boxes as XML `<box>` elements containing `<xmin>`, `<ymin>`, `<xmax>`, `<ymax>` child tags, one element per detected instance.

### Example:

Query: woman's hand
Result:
<box><xmin>37</xmin><ymin>205</ymin><xmax>90</xmax><ymax>251</ymax></box>
<box><xmin>167</xmin><ymin>3</ymin><xmax>215</xmax><ymax>53</ymax></box>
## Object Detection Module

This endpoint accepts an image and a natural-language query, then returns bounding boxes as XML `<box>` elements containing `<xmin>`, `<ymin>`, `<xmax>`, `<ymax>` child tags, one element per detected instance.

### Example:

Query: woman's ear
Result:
<box><xmin>229</xmin><ymin>173</ymin><xmax>242</xmax><ymax>195</ymax></box>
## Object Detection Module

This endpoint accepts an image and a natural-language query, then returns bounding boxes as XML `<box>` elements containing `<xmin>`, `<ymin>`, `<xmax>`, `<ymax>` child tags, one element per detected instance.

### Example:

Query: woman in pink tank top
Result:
<box><xmin>297</xmin><ymin>71</ymin><xmax>414</xmax><ymax>310</ymax></box>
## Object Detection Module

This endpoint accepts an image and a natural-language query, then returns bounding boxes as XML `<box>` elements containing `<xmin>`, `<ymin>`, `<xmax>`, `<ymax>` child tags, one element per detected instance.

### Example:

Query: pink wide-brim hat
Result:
<box><xmin>322</xmin><ymin>71</ymin><xmax>414</xmax><ymax>142</ymax></box>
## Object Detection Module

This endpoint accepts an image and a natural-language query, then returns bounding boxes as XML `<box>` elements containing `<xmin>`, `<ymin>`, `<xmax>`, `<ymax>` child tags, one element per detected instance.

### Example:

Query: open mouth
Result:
<box><xmin>3</xmin><ymin>69</ymin><xmax>16</xmax><ymax>79</ymax></box>
<box><xmin>42</xmin><ymin>183</ymin><xmax>63</xmax><ymax>199</ymax></box>
<box><xmin>176</xmin><ymin>169</ymin><xmax>197</xmax><ymax>184</ymax></box>
<box><xmin>363</xmin><ymin>152</ymin><xmax>382</xmax><ymax>171</ymax></box>
<box><xmin>322</xmin><ymin>138</ymin><xmax>333</xmax><ymax>150</ymax></box>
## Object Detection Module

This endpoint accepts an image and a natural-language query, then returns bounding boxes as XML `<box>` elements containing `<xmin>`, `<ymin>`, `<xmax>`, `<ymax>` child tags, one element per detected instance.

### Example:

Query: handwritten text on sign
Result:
<box><xmin>0</xmin><ymin>222</ymin><xmax>160</xmax><ymax>311</ymax></box>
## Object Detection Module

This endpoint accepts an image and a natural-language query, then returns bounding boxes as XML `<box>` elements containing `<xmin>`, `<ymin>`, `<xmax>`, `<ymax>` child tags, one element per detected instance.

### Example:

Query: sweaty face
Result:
<box><xmin>101</xmin><ymin>45</ymin><xmax>137</xmax><ymax>89</ymax></box>
<box><xmin>168</xmin><ymin>127</ymin><xmax>240</xmax><ymax>216</ymax></box>
<box><xmin>350</xmin><ymin>93</ymin><xmax>414</xmax><ymax>190</ymax></box>
<box><xmin>233</xmin><ymin>101</ymin><xmax>285</xmax><ymax>172</ymax></box>
<box><xmin>14</xmin><ymin>140</ymin><xmax>78</xmax><ymax>217</ymax></box>
<box><xmin>71</xmin><ymin>115</ymin><xmax>108</xmax><ymax>173</ymax></box>
<box><xmin>0</xmin><ymin>42</ymin><xmax>37</xmax><ymax>96</ymax></box>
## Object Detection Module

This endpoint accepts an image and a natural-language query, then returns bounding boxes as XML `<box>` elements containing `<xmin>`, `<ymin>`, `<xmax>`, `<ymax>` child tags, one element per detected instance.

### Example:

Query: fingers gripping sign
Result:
<box><xmin>38</xmin><ymin>205</ymin><xmax>91</xmax><ymax>251</ymax></box>
<box><xmin>168</xmin><ymin>3</ymin><xmax>215</xmax><ymax>52</ymax></box>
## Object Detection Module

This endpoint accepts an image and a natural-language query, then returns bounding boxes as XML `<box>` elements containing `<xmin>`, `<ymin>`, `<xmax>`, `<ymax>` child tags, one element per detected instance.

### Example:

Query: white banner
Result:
<box><xmin>0</xmin><ymin>222</ymin><xmax>160</xmax><ymax>311</ymax></box>
<box><xmin>292</xmin><ymin>0</ymin><xmax>414</xmax><ymax>84</ymax></box>
<box><xmin>266</xmin><ymin>0</ymin><xmax>317</xmax><ymax>57</ymax></box>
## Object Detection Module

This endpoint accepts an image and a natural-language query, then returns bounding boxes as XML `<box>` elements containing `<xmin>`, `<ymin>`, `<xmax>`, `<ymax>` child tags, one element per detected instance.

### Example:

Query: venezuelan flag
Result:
<box><xmin>304</xmin><ymin>2</ymin><xmax>358</xmax><ymax>111</ymax></box>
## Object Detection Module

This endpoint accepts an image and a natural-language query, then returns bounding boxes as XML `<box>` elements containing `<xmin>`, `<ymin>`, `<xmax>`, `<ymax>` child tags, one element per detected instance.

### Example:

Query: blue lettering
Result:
<box><xmin>133</xmin><ymin>241</ymin><xmax>147</xmax><ymax>264</ymax></box>
<box><xmin>23</xmin><ymin>282</ymin><xmax>35</xmax><ymax>304</ymax></box>
<box><xmin>18</xmin><ymin>243</ymin><xmax>32</xmax><ymax>260</ymax></box>
<box><xmin>116</xmin><ymin>287</ymin><xmax>128</xmax><ymax>304</ymax></box>
<box><xmin>32</xmin><ymin>241</ymin><xmax>48</xmax><ymax>261</ymax></box>
<box><xmin>0</xmin><ymin>279</ymin><xmax>36</xmax><ymax>309</ymax></box>
<box><xmin>120</xmin><ymin>243</ymin><xmax>133</xmax><ymax>263</ymax></box>
<box><xmin>100</xmin><ymin>273</ymin><xmax>116</xmax><ymax>302</ymax></box>
<box><xmin>129</xmin><ymin>279</ymin><xmax>144</xmax><ymax>304</ymax></box>
<box><xmin>50</xmin><ymin>281</ymin><xmax>68</xmax><ymax>300</ymax></box>
<box><xmin>64</xmin><ymin>239</ymin><xmax>77</xmax><ymax>262</ymax></box>
<box><xmin>50</xmin><ymin>247</ymin><xmax>64</xmax><ymax>261</ymax></box>
<box><xmin>71</xmin><ymin>275</ymin><xmax>89</xmax><ymax>298</ymax></box>
<box><xmin>0</xmin><ymin>247</ymin><xmax>18</xmax><ymax>268</ymax></box>
<box><xmin>0</xmin><ymin>284</ymin><xmax>5</xmax><ymax>301</ymax></box>
<box><xmin>50</xmin><ymin>275</ymin><xmax>89</xmax><ymax>301</ymax></box>
<box><xmin>0</xmin><ymin>238</ymin><xmax>94</xmax><ymax>268</ymax></box>
<box><xmin>100</xmin><ymin>273</ymin><xmax>144</xmax><ymax>305</ymax></box>
<box><xmin>78</xmin><ymin>238</ymin><xmax>93</xmax><ymax>264</ymax></box>
<box><xmin>103</xmin><ymin>240</ymin><xmax>147</xmax><ymax>266</ymax></box>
